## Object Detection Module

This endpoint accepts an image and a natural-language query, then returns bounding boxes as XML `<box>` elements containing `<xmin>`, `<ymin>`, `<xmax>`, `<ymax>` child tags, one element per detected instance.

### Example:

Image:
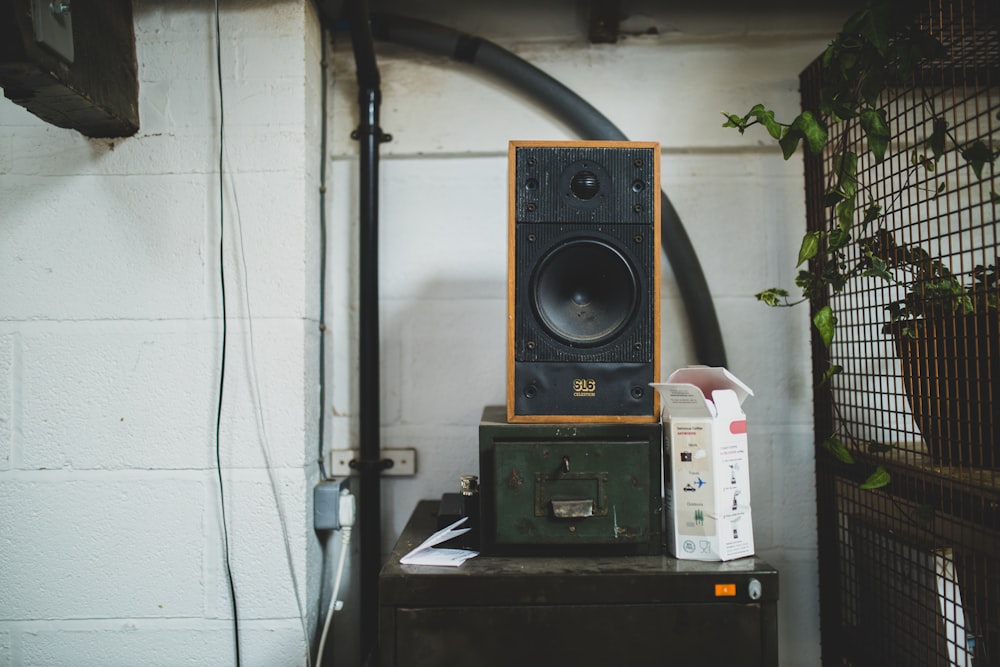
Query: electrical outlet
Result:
<box><xmin>313</xmin><ymin>477</ymin><xmax>350</xmax><ymax>532</ymax></box>
<box><xmin>329</xmin><ymin>448</ymin><xmax>417</xmax><ymax>477</ymax></box>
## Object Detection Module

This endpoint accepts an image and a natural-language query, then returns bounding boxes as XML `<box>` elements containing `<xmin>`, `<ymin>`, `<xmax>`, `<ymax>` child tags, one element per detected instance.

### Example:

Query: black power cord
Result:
<box><xmin>213</xmin><ymin>2</ymin><xmax>241</xmax><ymax>665</ymax></box>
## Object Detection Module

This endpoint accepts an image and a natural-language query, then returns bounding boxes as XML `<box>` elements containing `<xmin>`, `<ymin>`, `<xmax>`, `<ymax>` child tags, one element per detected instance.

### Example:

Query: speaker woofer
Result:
<box><xmin>531</xmin><ymin>239</ymin><xmax>638</xmax><ymax>347</ymax></box>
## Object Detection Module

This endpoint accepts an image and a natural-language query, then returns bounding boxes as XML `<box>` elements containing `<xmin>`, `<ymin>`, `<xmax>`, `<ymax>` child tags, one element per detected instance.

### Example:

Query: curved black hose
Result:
<box><xmin>369</xmin><ymin>13</ymin><xmax>727</xmax><ymax>367</ymax></box>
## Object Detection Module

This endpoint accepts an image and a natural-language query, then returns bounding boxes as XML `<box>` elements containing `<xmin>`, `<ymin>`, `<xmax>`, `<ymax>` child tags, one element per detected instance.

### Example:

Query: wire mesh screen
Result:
<box><xmin>803</xmin><ymin>1</ymin><xmax>999</xmax><ymax>665</ymax></box>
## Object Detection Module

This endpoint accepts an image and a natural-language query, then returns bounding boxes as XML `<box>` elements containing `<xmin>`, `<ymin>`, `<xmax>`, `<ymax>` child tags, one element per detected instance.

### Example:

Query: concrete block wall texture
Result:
<box><xmin>1</xmin><ymin>1</ymin><xmax>324</xmax><ymax>666</ymax></box>
<box><xmin>0</xmin><ymin>0</ymin><xmax>857</xmax><ymax>666</ymax></box>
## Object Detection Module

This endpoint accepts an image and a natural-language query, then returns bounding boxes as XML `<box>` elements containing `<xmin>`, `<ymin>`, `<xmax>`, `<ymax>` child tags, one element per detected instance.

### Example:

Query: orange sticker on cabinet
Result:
<box><xmin>715</xmin><ymin>583</ymin><xmax>737</xmax><ymax>597</ymax></box>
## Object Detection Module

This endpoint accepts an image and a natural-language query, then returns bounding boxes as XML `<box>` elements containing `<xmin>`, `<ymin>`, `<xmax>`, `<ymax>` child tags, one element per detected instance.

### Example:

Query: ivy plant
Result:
<box><xmin>721</xmin><ymin>1</ymin><xmax>999</xmax><ymax>491</ymax></box>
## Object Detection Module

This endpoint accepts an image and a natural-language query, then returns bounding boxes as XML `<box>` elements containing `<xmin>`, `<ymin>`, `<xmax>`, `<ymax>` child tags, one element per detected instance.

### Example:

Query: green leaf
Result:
<box><xmin>860</xmin><ymin>465</ymin><xmax>891</xmax><ymax>489</ymax></box>
<box><xmin>747</xmin><ymin>104</ymin><xmax>783</xmax><ymax>140</ymax></box>
<box><xmin>860</xmin><ymin>108</ymin><xmax>890</xmax><ymax>162</ymax></box>
<box><xmin>821</xmin><ymin>436</ymin><xmax>854</xmax><ymax>464</ymax></box>
<box><xmin>833</xmin><ymin>151</ymin><xmax>859</xmax><ymax>199</ymax></box>
<box><xmin>797</xmin><ymin>111</ymin><xmax>828</xmax><ymax>155</ymax></box>
<box><xmin>721</xmin><ymin>112</ymin><xmax>746</xmax><ymax>131</ymax></box>
<box><xmin>836</xmin><ymin>196</ymin><xmax>856</xmax><ymax>231</ymax></box>
<box><xmin>858</xmin><ymin>3</ymin><xmax>890</xmax><ymax>55</ymax></box>
<box><xmin>797</xmin><ymin>231</ymin><xmax>823</xmax><ymax>267</ymax></box>
<box><xmin>828</xmin><ymin>227</ymin><xmax>851</xmax><ymax>251</ymax></box>
<box><xmin>962</xmin><ymin>140</ymin><xmax>995</xmax><ymax>179</ymax></box>
<box><xmin>823</xmin><ymin>189</ymin><xmax>846</xmax><ymax>207</ymax></box>
<box><xmin>957</xmin><ymin>294</ymin><xmax>975</xmax><ymax>315</ymax></box>
<box><xmin>779</xmin><ymin>130</ymin><xmax>802</xmax><ymax>160</ymax></box>
<box><xmin>860</xmin><ymin>202</ymin><xmax>881</xmax><ymax>231</ymax></box>
<box><xmin>927</xmin><ymin>118</ymin><xmax>947</xmax><ymax>159</ymax></box>
<box><xmin>813</xmin><ymin>305</ymin><xmax>837</xmax><ymax>348</ymax></box>
<box><xmin>832</xmin><ymin>151</ymin><xmax>859</xmax><ymax>231</ymax></box>
<box><xmin>795</xmin><ymin>269</ymin><xmax>823</xmax><ymax>300</ymax></box>
<box><xmin>780</xmin><ymin>112</ymin><xmax>827</xmax><ymax>159</ymax></box>
<box><xmin>755</xmin><ymin>287</ymin><xmax>789</xmax><ymax>307</ymax></box>
<box><xmin>863</xmin><ymin>253</ymin><xmax>892</xmax><ymax>281</ymax></box>
<box><xmin>721</xmin><ymin>105</ymin><xmax>785</xmax><ymax>140</ymax></box>
<box><xmin>819</xmin><ymin>364</ymin><xmax>843</xmax><ymax>386</ymax></box>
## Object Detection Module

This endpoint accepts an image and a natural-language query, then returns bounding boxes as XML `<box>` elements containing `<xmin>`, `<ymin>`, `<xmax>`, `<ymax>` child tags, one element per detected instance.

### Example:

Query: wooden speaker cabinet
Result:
<box><xmin>507</xmin><ymin>140</ymin><xmax>661</xmax><ymax>423</ymax></box>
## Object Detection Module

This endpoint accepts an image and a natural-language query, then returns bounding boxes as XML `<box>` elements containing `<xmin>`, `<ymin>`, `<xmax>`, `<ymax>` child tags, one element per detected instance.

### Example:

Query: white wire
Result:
<box><xmin>222</xmin><ymin>133</ymin><xmax>312</xmax><ymax>667</ymax></box>
<box><xmin>316</xmin><ymin>525</ymin><xmax>352</xmax><ymax>667</ymax></box>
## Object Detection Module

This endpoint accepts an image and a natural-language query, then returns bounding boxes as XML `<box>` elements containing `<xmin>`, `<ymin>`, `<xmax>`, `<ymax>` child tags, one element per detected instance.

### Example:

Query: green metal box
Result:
<box><xmin>478</xmin><ymin>405</ymin><xmax>663</xmax><ymax>555</ymax></box>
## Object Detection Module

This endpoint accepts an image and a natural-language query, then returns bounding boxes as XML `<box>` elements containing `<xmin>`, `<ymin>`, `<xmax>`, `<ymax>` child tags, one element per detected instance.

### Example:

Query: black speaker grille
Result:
<box><xmin>515</xmin><ymin>145</ymin><xmax>657</xmax><ymax>225</ymax></box>
<box><xmin>514</xmin><ymin>222</ymin><xmax>655</xmax><ymax>363</ymax></box>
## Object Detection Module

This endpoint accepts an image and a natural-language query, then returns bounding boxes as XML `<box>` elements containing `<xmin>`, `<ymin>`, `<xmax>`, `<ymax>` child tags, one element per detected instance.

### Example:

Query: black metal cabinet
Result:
<box><xmin>379</xmin><ymin>501</ymin><xmax>779</xmax><ymax>667</ymax></box>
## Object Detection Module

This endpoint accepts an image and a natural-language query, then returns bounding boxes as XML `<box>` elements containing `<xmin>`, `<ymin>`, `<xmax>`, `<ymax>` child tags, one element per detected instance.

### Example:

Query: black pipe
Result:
<box><xmin>369</xmin><ymin>14</ymin><xmax>727</xmax><ymax>368</ymax></box>
<box><xmin>346</xmin><ymin>1</ymin><xmax>384</xmax><ymax>664</ymax></box>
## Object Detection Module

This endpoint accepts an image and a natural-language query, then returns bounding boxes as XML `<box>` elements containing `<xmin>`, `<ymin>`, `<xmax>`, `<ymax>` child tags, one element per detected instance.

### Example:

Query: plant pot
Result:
<box><xmin>887</xmin><ymin>311</ymin><xmax>999</xmax><ymax>469</ymax></box>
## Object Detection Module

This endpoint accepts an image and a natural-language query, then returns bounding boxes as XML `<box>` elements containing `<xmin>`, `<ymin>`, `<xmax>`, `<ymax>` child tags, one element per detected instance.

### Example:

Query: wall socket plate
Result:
<box><xmin>329</xmin><ymin>448</ymin><xmax>417</xmax><ymax>476</ymax></box>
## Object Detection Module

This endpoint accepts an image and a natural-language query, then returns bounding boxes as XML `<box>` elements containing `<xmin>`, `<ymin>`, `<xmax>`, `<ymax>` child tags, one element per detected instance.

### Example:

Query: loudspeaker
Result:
<box><xmin>507</xmin><ymin>140</ymin><xmax>660</xmax><ymax>423</ymax></box>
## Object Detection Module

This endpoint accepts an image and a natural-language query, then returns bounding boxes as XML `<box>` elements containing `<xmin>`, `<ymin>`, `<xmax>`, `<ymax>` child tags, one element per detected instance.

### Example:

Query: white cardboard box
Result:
<box><xmin>651</xmin><ymin>367</ymin><xmax>755</xmax><ymax>561</ymax></box>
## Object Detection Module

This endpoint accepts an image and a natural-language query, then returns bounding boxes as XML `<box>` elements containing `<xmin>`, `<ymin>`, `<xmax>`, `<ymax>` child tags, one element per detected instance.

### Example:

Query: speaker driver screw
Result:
<box><xmin>527</xmin><ymin>202</ymin><xmax>537</xmax><ymax>212</ymax></box>
<box><xmin>524</xmin><ymin>384</ymin><xmax>538</xmax><ymax>399</ymax></box>
<box><xmin>527</xmin><ymin>233</ymin><xmax>536</xmax><ymax>243</ymax></box>
<box><xmin>632</xmin><ymin>204</ymin><xmax>642</xmax><ymax>213</ymax></box>
<box><xmin>633</xmin><ymin>342</ymin><xmax>643</xmax><ymax>350</ymax></box>
<box><xmin>526</xmin><ymin>340</ymin><xmax>536</xmax><ymax>350</ymax></box>
<box><xmin>634</xmin><ymin>158</ymin><xmax>644</xmax><ymax>167</ymax></box>
<box><xmin>633</xmin><ymin>235</ymin><xmax>643</xmax><ymax>243</ymax></box>
<box><xmin>631</xmin><ymin>386</ymin><xmax>645</xmax><ymax>399</ymax></box>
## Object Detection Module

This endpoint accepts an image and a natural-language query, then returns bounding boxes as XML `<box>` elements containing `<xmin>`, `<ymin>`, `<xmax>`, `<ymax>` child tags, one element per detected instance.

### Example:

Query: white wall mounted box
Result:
<box><xmin>651</xmin><ymin>367</ymin><xmax>755</xmax><ymax>561</ymax></box>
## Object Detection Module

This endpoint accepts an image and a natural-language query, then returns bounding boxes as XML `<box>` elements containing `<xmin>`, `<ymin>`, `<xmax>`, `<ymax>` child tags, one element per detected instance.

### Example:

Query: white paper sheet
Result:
<box><xmin>399</xmin><ymin>516</ymin><xmax>479</xmax><ymax>567</ymax></box>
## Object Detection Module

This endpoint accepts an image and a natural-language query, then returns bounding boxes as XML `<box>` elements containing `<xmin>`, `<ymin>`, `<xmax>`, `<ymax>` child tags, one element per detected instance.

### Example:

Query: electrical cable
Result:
<box><xmin>313</xmin><ymin>10</ymin><xmax>334</xmax><ymax>659</ymax></box>
<box><xmin>224</xmin><ymin>140</ymin><xmax>314</xmax><ymax>667</ymax></box>
<box><xmin>315</xmin><ymin>528</ymin><xmax>351</xmax><ymax>667</ymax></box>
<box><xmin>213</xmin><ymin>13</ymin><xmax>319</xmax><ymax>667</ymax></box>
<box><xmin>212</xmin><ymin>2</ymin><xmax>241</xmax><ymax>665</ymax></box>
<box><xmin>315</xmin><ymin>489</ymin><xmax>356</xmax><ymax>667</ymax></box>
<box><xmin>317</xmin><ymin>14</ymin><xmax>330</xmax><ymax>481</ymax></box>
<box><xmin>365</xmin><ymin>13</ymin><xmax>728</xmax><ymax>367</ymax></box>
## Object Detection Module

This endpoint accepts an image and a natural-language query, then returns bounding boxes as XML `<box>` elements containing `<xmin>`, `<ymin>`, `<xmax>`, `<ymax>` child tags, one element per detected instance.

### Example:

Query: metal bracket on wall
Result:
<box><xmin>329</xmin><ymin>448</ymin><xmax>417</xmax><ymax>476</ymax></box>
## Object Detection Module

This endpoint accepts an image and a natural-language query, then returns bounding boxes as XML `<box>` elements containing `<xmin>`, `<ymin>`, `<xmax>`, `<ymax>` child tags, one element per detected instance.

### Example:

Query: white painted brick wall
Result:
<box><xmin>1</xmin><ymin>0</ymin><xmax>854</xmax><ymax>665</ymax></box>
<box><xmin>1</xmin><ymin>1</ymin><xmax>322</xmax><ymax>666</ymax></box>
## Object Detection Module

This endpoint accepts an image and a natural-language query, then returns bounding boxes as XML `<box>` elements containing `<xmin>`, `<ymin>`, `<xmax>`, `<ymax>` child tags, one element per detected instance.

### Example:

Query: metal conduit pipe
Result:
<box><xmin>345</xmin><ymin>1</ymin><xmax>387</xmax><ymax>664</ymax></box>
<box><xmin>369</xmin><ymin>13</ymin><xmax>728</xmax><ymax>368</ymax></box>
